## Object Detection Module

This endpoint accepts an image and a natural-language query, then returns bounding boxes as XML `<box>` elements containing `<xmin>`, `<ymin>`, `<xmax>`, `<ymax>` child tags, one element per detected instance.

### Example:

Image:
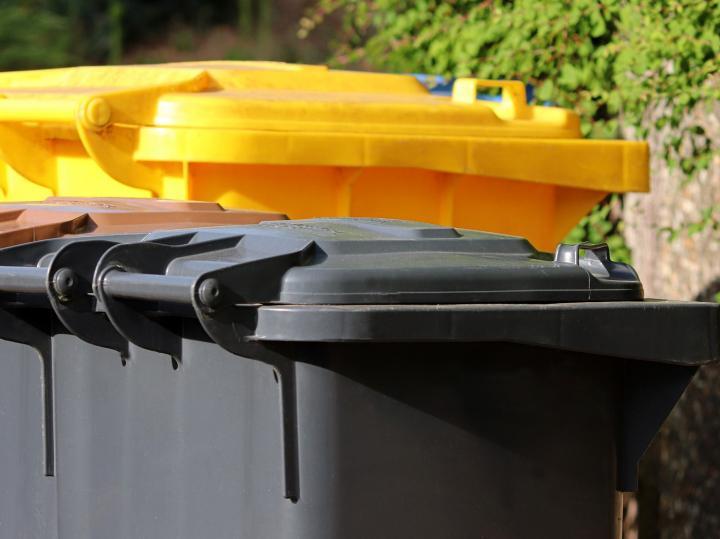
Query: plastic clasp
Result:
<box><xmin>451</xmin><ymin>78</ymin><xmax>528</xmax><ymax>119</ymax></box>
<box><xmin>555</xmin><ymin>242</ymin><xmax>614</xmax><ymax>279</ymax></box>
<box><xmin>554</xmin><ymin>242</ymin><xmax>610</xmax><ymax>266</ymax></box>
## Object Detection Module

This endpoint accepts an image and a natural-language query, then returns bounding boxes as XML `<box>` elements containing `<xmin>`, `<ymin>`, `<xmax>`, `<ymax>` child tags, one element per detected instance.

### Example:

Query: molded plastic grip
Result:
<box><xmin>451</xmin><ymin>78</ymin><xmax>528</xmax><ymax>118</ymax></box>
<box><xmin>554</xmin><ymin>242</ymin><xmax>610</xmax><ymax>266</ymax></box>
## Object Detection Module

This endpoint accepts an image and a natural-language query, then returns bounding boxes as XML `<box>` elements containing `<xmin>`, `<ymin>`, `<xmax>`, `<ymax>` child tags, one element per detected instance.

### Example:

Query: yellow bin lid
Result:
<box><xmin>0</xmin><ymin>61</ymin><xmax>647</xmax><ymax>196</ymax></box>
<box><xmin>0</xmin><ymin>62</ymin><xmax>648</xmax><ymax>250</ymax></box>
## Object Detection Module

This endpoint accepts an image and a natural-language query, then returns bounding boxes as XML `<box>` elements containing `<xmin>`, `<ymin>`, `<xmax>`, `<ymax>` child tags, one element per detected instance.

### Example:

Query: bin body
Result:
<box><xmin>0</xmin><ymin>217</ymin><xmax>714</xmax><ymax>539</ymax></box>
<box><xmin>0</xmin><ymin>62</ymin><xmax>648</xmax><ymax>249</ymax></box>
<box><xmin>29</xmin><ymin>338</ymin><xmax>618</xmax><ymax>539</ymax></box>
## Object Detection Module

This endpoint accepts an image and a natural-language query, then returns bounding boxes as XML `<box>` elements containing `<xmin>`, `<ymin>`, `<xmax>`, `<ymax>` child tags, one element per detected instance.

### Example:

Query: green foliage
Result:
<box><xmin>0</xmin><ymin>1</ymin><xmax>326</xmax><ymax>80</ymax></box>
<box><xmin>563</xmin><ymin>195</ymin><xmax>631</xmax><ymax>264</ymax></box>
<box><xmin>108</xmin><ymin>0</ymin><xmax>125</xmax><ymax>64</ymax></box>
<box><xmin>307</xmin><ymin>0</ymin><xmax>719</xmax><ymax>142</ymax></box>
<box><xmin>303</xmin><ymin>0</ymin><xmax>720</xmax><ymax>256</ymax></box>
<box><xmin>660</xmin><ymin>203</ymin><xmax>720</xmax><ymax>243</ymax></box>
<box><xmin>0</xmin><ymin>1</ymin><xmax>246</xmax><ymax>68</ymax></box>
<box><xmin>0</xmin><ymin>3</ymin><xmax>74</xmax><ymax>69</ymax></box>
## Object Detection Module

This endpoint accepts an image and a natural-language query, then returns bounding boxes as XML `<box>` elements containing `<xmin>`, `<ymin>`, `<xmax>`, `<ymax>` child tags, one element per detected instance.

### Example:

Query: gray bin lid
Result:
<box><xmin>0</xmin><ymin>216</ymin><xmax>716</xmax><ymax>368</ymax></box>
<box><xmin>100</xmin><ymin>218</ymin><xmax>643</xmax><ymax>305</ymax></box>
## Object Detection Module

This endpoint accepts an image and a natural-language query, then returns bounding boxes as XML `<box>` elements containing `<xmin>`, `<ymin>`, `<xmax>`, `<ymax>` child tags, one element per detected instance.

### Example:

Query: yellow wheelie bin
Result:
<box><xmin>0</xmin><ymin>61</ymin><xmax>647</xmax><ymax>250</ymax></box>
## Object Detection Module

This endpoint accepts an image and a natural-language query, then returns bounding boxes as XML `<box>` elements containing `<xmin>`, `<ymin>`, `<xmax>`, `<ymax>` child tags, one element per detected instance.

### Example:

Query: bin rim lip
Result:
<box><xmin>247</xmin><ymin>300</ymin><xmax>720</xmax><ymax>366</ymax></box>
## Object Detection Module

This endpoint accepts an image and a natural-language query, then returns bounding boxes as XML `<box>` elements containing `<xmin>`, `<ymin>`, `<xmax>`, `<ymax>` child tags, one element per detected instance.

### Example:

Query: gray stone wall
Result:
<box><xmin>624</xmin><ymin>102</ymin><xmax>720</xmax><ymax>538</ymax></box>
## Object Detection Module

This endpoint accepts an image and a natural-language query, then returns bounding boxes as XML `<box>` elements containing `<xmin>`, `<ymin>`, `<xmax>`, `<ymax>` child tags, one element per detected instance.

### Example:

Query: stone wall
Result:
<box><xmin>624</xmin><ymin>102</ymin><xmax>720</xmax><ymax>538</ymax></box>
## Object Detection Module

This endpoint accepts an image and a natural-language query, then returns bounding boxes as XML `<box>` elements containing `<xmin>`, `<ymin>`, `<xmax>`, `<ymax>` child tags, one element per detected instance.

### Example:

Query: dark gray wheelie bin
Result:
<box><xmin>0</xmin><ymin>217</ymin><xmax>717</xmax><ymax>539</ymax></box>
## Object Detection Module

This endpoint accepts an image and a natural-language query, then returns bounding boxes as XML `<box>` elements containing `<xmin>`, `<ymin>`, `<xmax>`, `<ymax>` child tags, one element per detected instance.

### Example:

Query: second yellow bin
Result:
<box><xmin>0</xmin><ymin>61</ymin><xmax>647</xmax><ymax>250</ymax></box>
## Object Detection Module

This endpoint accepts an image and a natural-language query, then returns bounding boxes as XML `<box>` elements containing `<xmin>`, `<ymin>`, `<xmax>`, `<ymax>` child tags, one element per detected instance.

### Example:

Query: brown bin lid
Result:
<box><xmin>0</xmin><ymin>197</ymin><xmax>286</xmax><ymax>247</ymax></box>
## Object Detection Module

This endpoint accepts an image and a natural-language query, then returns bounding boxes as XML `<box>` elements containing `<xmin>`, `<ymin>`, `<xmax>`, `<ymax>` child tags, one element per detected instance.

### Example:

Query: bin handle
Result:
<box><xmin>0</xmin><ymin>96</ymin><xmax>77</xmax><ymax>124</ymax></box>
<box><xmin>451</xmin><ymin>78</ymin><xmax>528</xmax><ymax>119</ymax></box>
<box><xmin>554</xmin><ymin>242</ymin><xmax>610</xmax><ymax>266</ymax></box>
